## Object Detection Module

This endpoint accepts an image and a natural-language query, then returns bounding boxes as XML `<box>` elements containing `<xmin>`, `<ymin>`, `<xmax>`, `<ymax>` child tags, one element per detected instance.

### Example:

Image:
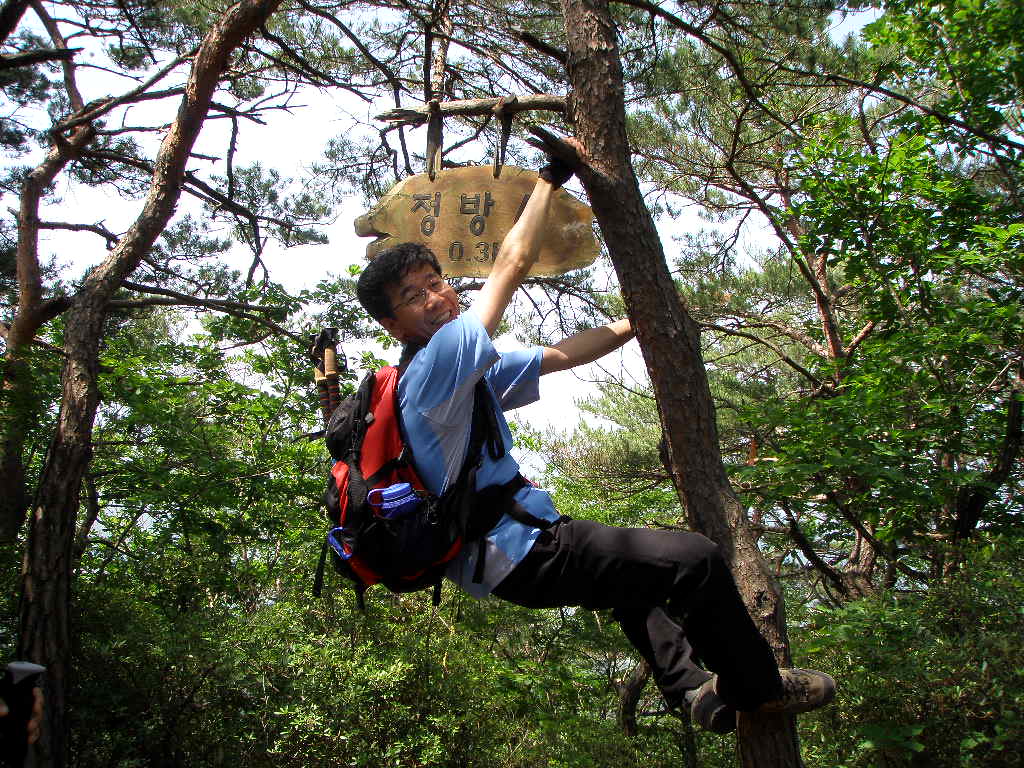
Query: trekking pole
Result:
<box><xmin>309</xmin><ymin>328</ymin><xmax>341</xmax><ymax>599</ymax></box>
<box><xmin>321</xmin><ymin>328</ymin><xmax>344</xmax><ymax>415</ymax></box>
<box><xmin>308</xmin><ymin>328</ymin><xmax>336</xmax><ymax>427</ymax></box>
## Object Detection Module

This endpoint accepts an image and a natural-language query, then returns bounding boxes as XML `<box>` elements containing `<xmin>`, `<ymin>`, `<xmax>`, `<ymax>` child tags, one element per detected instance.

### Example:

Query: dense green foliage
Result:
<box><xmin>795</xmin><ymin>539</ymin><xmax>1024</xmax><ymax>768</ymax></box>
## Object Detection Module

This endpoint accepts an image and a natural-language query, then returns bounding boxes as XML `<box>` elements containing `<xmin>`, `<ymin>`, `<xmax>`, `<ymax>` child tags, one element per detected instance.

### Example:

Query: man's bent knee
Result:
<box><xmin>671</xmin><ymin>531</ymin><xmax>722</xmax><ymax>570</ymax></box>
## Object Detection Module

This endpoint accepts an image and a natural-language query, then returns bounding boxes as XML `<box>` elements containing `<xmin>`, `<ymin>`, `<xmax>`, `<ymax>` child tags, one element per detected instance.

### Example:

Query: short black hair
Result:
<box><xmin>356</xmin><ymin>242</ymin><xmax>442</xmax><ymax>320</ymax></box>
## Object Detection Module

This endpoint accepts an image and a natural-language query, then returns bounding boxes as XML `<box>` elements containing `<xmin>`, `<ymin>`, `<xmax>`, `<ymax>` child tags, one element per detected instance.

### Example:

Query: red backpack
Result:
<box><xmin>313</xmin><ymin>366</ymin><xmax>524</xmax><ymax>608</ymax></box>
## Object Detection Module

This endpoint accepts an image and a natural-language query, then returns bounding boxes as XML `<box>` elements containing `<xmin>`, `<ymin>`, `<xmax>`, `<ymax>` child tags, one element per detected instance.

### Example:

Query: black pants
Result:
<box><xmin>492</xmin><ymin>518</ymin><xmax>783</xmax><ymax>711</ymax></box>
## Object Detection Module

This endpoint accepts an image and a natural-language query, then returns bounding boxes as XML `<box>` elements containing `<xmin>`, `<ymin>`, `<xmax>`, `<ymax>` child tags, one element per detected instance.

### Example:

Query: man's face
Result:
<box><xmin>379</xmin><ymin>262</ymin><xmax>460</xmax><ymax>345</ymax></box>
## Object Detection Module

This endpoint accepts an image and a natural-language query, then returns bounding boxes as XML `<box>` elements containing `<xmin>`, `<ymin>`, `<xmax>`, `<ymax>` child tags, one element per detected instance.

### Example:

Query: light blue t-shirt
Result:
<box><xmin>397</xmin><ymin>310</ymin><xmax>560</xmax><ymax>598</ymax></box>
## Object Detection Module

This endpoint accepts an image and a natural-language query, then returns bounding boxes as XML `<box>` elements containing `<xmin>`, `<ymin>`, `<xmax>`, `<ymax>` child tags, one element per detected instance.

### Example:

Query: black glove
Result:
<box><xmin>538</xmin><ymin>155</ymin><xmax>574</xmax><ymax>188</ymax></box>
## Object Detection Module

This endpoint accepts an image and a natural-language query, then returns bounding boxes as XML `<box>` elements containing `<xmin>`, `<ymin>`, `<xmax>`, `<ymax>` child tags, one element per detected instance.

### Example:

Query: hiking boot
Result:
<box><xmin>687</xmin><ymin>678</ymin><xmax>737</xmax><ymax>734</ymax></box>
<box><xmin>758</xmin><ymin>668</ymin><xmax>836</xmax><ymax>715</ymax></box>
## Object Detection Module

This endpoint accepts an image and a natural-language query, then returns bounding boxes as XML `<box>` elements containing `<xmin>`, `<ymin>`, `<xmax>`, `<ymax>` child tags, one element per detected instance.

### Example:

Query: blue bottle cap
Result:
<box><xmin>368</xmin><ymin>482</ymin><xmax>417</xmax><ymax>512</ymax></box>
<box><xmin>380</xmin><ymin>482</ymin><xmax>413</xmax><ymax>504</ymax></box>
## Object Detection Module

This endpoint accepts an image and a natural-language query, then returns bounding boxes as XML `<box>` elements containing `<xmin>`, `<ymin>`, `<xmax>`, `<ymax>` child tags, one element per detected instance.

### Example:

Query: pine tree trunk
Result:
<box><xmin>1</xmin><ymin>122</ymin><xmax>95</xmax><ymax>542</ymax></box>
<box><xmin>15</xmin><ymin>3</ymin><xmax>286</xmax><ymax>765</ymax></box>
<box><xmin>555</xmin><ymin>0</ymin><xmax>802</xmax><ymax>764</ymax></box>
<box><xmin>0</xmin><ymin>355</ymin><xmax>32</xmax><ymax>541</ymax></box>
<box><xmin>17</xmin><ymin>297</ymin><xmax>106</xmax><ymax>767</ymax></box>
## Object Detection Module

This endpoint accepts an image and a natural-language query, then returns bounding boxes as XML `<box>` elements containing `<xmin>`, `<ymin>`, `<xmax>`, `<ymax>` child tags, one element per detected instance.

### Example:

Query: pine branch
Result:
<box><xmin>0</xmin><ymin>47</ymin><xmax>79</xmax><ymax>69</ymax></box>
<box><xmin>611</xmin><ymin>0</ymin><xmax>799</xmax><ymax>136</ymax></box>
<box><xmin>377</xmin><ymin>94</ymin><xmax>566</xmax><ymax>126</ymax></box>
<box><xmin>56</xmin><ymin>52</ymin><xmax>196</xmax><ymax>133</ymax></box>
<box><xmin>111</xmin><ymin>281</ymin><xmax>304</xmax><ymax>344</ymax></box>
<box><xmin>772</xmin><ymin>62</ymin><xmax>1024</xmax><ymax>154</ymax></box>
<box><xmin>511</xmin><ymin>27</ymin><xmax>568</xmax><ymax>66</ymax></box>
<box><xmin>697</xmin><ymin>321</ymin><xmax>822</xmax><ymax>387</ymax></box>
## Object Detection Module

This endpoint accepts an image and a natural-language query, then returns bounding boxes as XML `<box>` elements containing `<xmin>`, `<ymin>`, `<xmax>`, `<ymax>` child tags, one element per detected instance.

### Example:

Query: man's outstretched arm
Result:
<box><xmin>540</xmin><ymin>318</ymin><xmax>635</xmax><ymax>375</ymax></box>
<box><xmin>471</xmin><ymin>177</ymin><xmax>557</xmax><ymax>337</ymax></box>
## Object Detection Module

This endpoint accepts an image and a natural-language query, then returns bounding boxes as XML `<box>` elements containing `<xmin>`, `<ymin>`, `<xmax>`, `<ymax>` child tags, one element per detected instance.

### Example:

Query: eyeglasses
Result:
<box><xmin>392</xmin><ymin>275</ymin><xmax>451</xmax><ymax>311</ymax></box>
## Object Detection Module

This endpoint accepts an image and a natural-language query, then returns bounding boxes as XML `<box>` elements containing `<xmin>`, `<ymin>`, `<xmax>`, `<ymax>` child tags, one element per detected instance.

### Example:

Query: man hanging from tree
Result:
<box><xmin>353</xmin><ymin>150</ymin><xmax>836</xmax><ymax>734</ymax></box>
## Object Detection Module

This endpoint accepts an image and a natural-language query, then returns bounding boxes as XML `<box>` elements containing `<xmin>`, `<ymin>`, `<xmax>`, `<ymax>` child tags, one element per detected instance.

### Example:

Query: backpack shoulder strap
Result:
<box><xmin>473</xmin><ymin>377</ymin><xmax>506</xmax><ymax>461</ymax></box>
<box><xmin>389</xmin><ymin>355</ymin><xmax>502</xmax><ymax>490</ymax></box>
<box><xmin>359</xmin><ymin>367</ymin><xmax>404</xmax><ymax>476</ymax></box>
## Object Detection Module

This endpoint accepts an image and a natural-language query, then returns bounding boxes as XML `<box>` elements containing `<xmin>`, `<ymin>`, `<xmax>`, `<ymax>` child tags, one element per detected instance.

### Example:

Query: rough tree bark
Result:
<box><xmin>1</xmin><ymin>126</ymin><xmax>95</xmax><ymax>542</ymax></box>
<box><xmin>1</xmin><ymin>0</ymin><xmax>95</xmax><ymax>542</ymax></box>
<box><xmin>15</xmin><ymin>2</ymin><xmax>285</xmax><ymax>766</ymax></box>
<box><xmin>614</xmin><ymin>660</ymin><xmax>650</xmax><ymax>737</ymax></box>
<box><xmin>554</xmin><ymin>0</ymin><xmax>803</xmax><ymax>763</ymax></box>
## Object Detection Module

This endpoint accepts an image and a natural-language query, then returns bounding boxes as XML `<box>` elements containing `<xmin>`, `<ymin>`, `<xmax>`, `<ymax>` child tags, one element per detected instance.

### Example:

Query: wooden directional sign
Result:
<box><xmin>353</xmin><ymin>166</ymin><xmax>600</xmax><ymax>277</ymax></box>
